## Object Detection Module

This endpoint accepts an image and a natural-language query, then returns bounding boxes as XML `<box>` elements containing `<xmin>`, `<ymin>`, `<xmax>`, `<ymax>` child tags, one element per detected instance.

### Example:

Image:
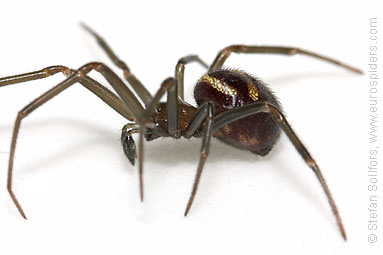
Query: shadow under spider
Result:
<box><xmin>0</xmin><ymin>117</ymin><xmax>276</xmax><ymax>172</ymax></box>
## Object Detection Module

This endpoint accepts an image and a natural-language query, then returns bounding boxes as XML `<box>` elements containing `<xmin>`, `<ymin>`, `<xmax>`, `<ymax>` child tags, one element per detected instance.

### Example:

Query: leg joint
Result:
<box><xmin>17</xmin><ymin>110</ymin><xmax>27</xmax><ymax>119</ymax></box>
<box><xmin>224</xmin><ymin>45</ymin><xmax>247</xmax><ymax>54</ymax></box>
<box><xmin>287</xmin><ymin>47</ymin><xmax>299</xmax><ymax>55</ymax></box>
<box><xmin>76</xmin><ymin>62</ymin><xmax>105</xmax><ymax>78</ymax></box>
<box><xmin>161</xmin><ymin>77</ymin><xmax>176</xmax><ymax>90</ymax></box>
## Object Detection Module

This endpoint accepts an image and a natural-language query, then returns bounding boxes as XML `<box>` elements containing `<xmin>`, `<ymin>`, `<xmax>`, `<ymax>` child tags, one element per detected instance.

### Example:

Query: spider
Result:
<box><xmin>0</xmin><ymin>24</ymin><xmax>361</xmax><ymax>240</ymax></box>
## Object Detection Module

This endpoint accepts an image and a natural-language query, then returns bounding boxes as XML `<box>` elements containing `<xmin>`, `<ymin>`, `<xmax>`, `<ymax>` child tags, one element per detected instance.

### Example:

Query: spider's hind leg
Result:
<box><xmin>212</xmin><ymin>102</ymin><xmax>347</xmax><ymax>240</ymax></box>
<box><xmin>210</xmin><ymin>45</ymin><xmax>362</xmax><ymax>74</ymax></box>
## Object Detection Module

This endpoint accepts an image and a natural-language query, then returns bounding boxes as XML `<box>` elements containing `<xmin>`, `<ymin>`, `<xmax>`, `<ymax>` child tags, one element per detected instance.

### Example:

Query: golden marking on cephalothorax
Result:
<box><xmin>199</xmin><ymin>74</ymin><xmax>238</xmax><ymax>96</ymax></box>
<box><xmin>248</xmin><ymin>83</ymin><xmax>259</xmax><ymax>101</ymax></box>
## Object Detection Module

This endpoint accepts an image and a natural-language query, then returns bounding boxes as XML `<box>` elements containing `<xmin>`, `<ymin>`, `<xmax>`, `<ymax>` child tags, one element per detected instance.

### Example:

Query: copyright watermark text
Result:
<box><xmin>368</xmin><ymin>17</ymin><xmax>379</xmax><ymax>244</ymax></box>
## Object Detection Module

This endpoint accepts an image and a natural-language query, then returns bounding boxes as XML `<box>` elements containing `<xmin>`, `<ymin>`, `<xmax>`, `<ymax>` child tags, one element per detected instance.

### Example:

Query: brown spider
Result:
<box><xmin>0</xmin><ymin>23</ymin><xmax>361</xmax><ymax>240</ymax></box>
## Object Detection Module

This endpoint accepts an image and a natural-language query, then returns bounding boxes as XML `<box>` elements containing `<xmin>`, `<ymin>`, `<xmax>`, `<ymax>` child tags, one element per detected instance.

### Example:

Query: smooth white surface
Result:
<box><xmin>0</xmin><ymin>1</ymin><xmax>380</xmax><ymax>254</ymax></box>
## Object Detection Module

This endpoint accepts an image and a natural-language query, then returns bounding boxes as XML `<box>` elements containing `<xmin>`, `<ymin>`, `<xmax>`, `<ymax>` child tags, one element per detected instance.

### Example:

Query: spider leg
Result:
<box><xmin>212</xmin><ymin>102</ymin><xmax>346</xmax><ymax>240</ymax></box>
<box><xmin>166</xmin><ymin>75</ymin><xmax>179</xmax><ymax>137</ymax></box>
<box><xmin>184</xmin><ymin>101</ymin><xmax>213</xmax><ymax>138</ymax></box>
<box><xmin>81</xmin><ymin>23</ymin><xmax>153</xmax><ymax>106</ymax></box>
<box><xmin>168</xmin><ymin>54</ymin><xmax>209</xmax><ymax>136</ymax></box>
<box><xmin>3</xmin><ymin>62</ymin><xmax>147</xmax><ymax>219</ymax></box>
<box><xmin>0</xmin><ymin>66</ymin><xmax>134</xmax><ymax>120</ymax></box>
<box><xmin>175</xmin><ymin>55</ymin><xmax>208</xmax><ymax>100</ymax></box>
<box><xmin>210</xmin><ymin>45</ymin><xmax>362</xmax><ymax>74</ymax></box>
<box><xmin>74</xmin><ymin>62</ymin><xmax>145</xmax><ymax>118</ymax></box>
<box><xmin>137</xmin><ymin>77</ymin><xmax>178</xmax><ymax>201</ymax></box>
<box><xmin>183</xmin><ymin>102</ymin><xmax>214</xmax><ymax>216</ymax></box>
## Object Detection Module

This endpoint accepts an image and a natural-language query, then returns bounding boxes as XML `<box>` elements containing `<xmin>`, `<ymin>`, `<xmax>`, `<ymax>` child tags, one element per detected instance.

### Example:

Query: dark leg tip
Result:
<box><xmin>184</xmin><ymin>204</ymin><xmax>191</xmax><ymax>217</ymax></box>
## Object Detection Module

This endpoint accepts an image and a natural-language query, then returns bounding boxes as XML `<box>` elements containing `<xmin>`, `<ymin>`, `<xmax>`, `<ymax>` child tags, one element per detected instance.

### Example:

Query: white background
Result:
<box><xmin>0</xmin><ymin>0</ymin><xmax>380</xmax><ymax>254</ymax></box>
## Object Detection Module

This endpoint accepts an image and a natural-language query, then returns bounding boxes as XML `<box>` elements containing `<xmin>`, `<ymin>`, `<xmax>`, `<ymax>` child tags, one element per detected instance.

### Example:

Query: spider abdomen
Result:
<box><xmin>194</xmin><ymin>69</ymin><xmax>282</xmax><ymax>156</ymax></box>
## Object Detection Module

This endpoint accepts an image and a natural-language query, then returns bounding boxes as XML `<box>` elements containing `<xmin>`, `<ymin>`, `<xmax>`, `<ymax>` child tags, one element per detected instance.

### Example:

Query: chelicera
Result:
<box><xmin>0</xmin><ymin>24</ymin><xmax>361</xmax><ymax>240</ymax></box>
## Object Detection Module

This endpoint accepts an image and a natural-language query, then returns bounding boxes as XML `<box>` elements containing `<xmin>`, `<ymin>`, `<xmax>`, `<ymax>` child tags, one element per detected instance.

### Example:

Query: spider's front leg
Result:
<box><xmin>2</xmin><ymin>62</ymin><xmax>147</xmax><ymax>219</ymax></box>
<box><xmin>81</xmin><ymin>23</ymin><xmax>153</xmax><ymax>106</ymax></box>
<box><xmin>0</xmin><ymin>66</ymin><xmax>134</xmax><ymax>120</ymax></box>
<box><xmin>82</xmin><ymin>23</ymin><xmax>212</xmax><ymax>104</ymax></box>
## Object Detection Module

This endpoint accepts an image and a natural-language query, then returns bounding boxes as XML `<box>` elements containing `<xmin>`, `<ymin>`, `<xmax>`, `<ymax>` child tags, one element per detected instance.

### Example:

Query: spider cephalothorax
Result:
<box><xmin>148</xmin><ymin>101</ymin><xmax>200</xmax><ymax>140</ymax></box>
<box><xmin>0</xmin><ymin>23</ymin><xmax>362</xmax><ymax>240</ymax></box>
